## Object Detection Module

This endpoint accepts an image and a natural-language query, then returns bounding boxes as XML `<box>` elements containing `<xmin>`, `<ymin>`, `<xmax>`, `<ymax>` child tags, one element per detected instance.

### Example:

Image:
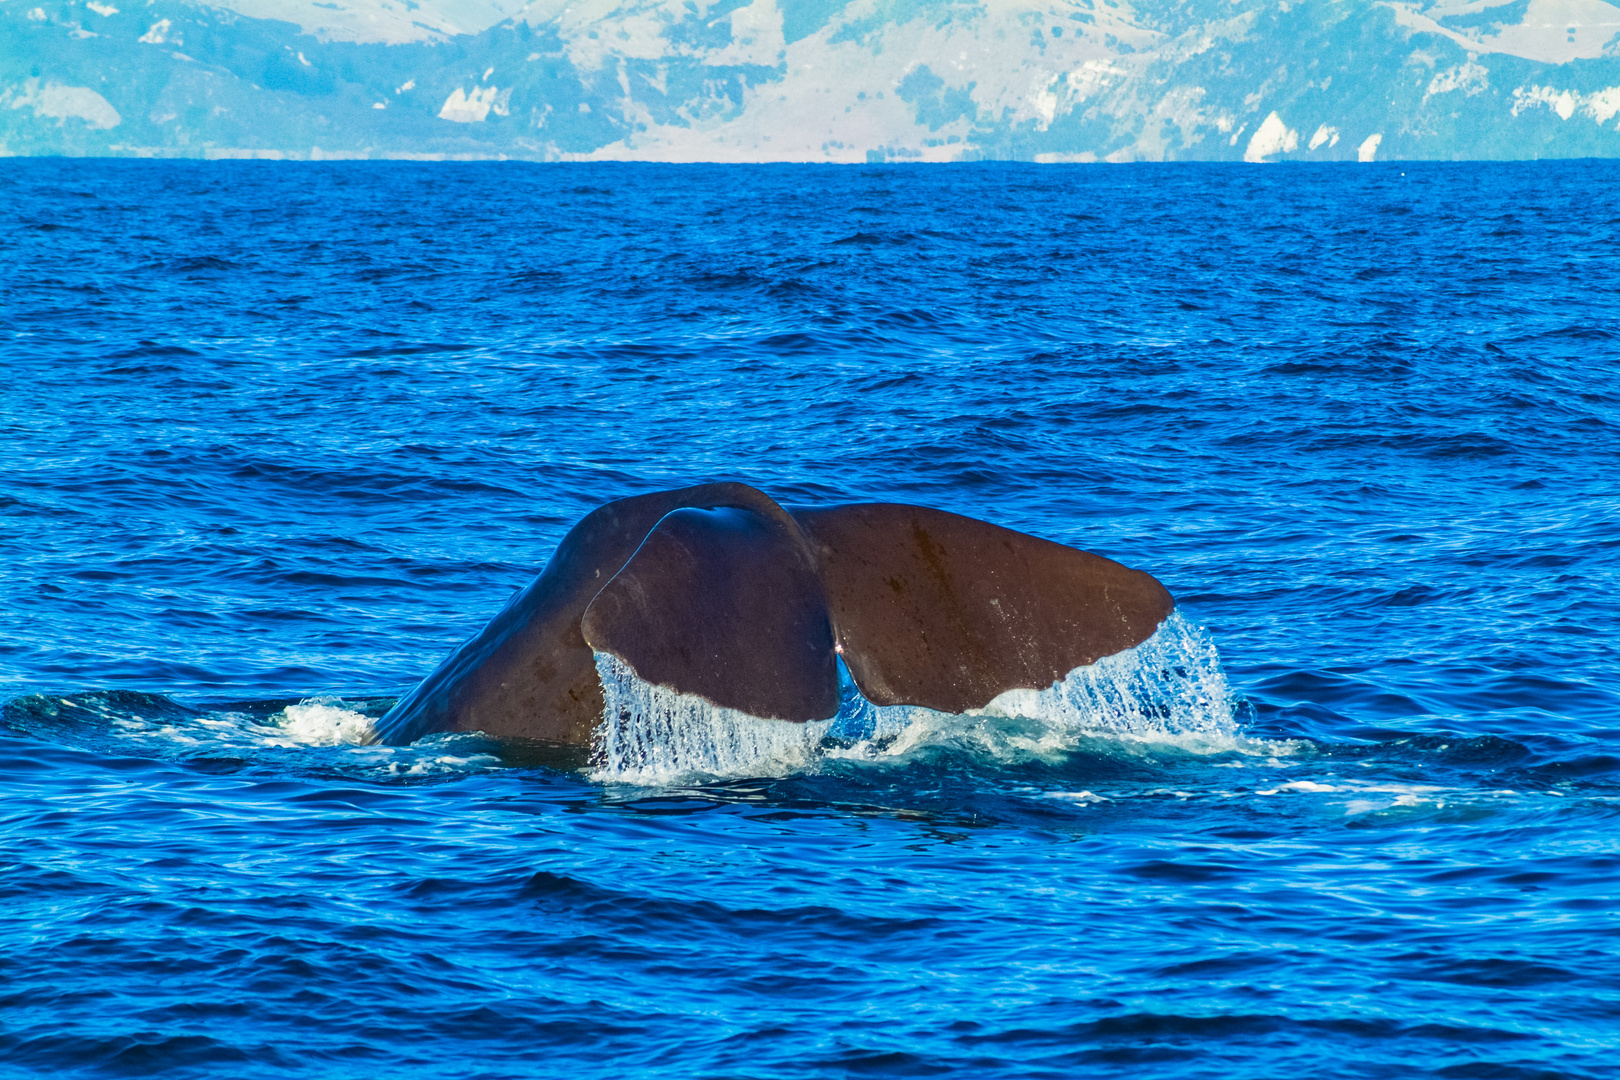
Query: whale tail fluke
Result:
<box><xmin>375</xmin><ymin>488</ymin><xmax>1175</xmax><ymax>746</ymax></box>
<box><xmin>793</xmin><ymin>503</ymin><xmax>1175</xmax><ymax>714</ymax></box>
<box><xmin>581</xmin><ymin>505</ymin><xmax>840</xmax><ymax>724</ymax></box>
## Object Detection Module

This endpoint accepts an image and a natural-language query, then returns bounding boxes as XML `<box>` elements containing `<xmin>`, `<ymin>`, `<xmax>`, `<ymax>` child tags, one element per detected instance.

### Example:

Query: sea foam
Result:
<box><xmin>272</xmin><ymin>698</ymin><xmax>379</xmax><ymax>746</ymax></box>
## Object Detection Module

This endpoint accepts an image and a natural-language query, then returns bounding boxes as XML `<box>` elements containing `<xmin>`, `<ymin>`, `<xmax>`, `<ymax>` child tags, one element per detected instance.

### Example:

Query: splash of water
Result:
<box><xmin>592</xmin><ymin>653</ymin><xmax>833</xmax><ymax>784</ymax></box>
<box><xmin>273</xmin><ymin>698</ymin><xmax>380</xmax><ymax>746</ymax></box>
<box><xmin>976</xmin><ymin>612</ymin><xmax>1241</xmax><ymax>741</ymax></box>
<box><xmin>592</xmin><ymin>612</ymin><xmax>1251</xmax><ymax>783</ymax></box>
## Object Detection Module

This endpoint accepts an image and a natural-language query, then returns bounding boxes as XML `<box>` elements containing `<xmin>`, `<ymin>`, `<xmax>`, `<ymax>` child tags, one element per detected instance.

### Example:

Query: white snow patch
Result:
<box><xmin>1154</xmin><ymin>85</ymin><xmax>1213</xmax><ymax>136</ymax></box>
<box><xmin>1427</xmin><ymin>62</ymin><xmax>1490</xmax><ymax>98</ymax></box>
<box><xmin>1590</xmin><ymin>87</ymin><xmax>1620</xmax><ymax>124</ymax></box>
<box><xmin>1388</xmin><ymin>0</ymin><xmax>1620</xmax><ymax>64</ymax></box>
<box><xmin>1307</xmin><ymin>124</ymin><xmax>1339</xmax><ymax>150</ymax></box>
<box><xmin>1066</xmin><ymin>59</ymin><xmax>1128</xmax><ymax>100</ymax></box>
<box><xmin>5</xmin><ymin>79</ymin><xmax>121</xmax><ymax>129</ymax></box>
<box><xmin>707</xmin><ymin>0</ymin><xmax>787</xmax><ymax>67</ymax></box>
<box><xmin>438</xmin><ymin>85</ymin><xmax>502</xmax><ymax>122</ymax></box>
<box><xmin>1029</xmin><ymin>60</ymin><xmax>1131</xmax><ymax>133</ymax></box>
<box><xmin>1512</xmin><ymin>83</ymin><xmax>1620</xmax><ymax>124</ymax></box>
<box><xmin>1244</xmin><ymin>111</ymin><xmax>1298</xmax><ymax>161</ymax></box>
<box><xmin>201</xmin><ymin>0</ymin><xmax>528</xmax><ymax>46</ymax></box>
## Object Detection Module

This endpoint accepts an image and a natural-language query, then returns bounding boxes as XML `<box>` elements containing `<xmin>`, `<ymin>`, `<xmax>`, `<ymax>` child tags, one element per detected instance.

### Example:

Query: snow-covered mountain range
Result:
<box><xmin>6</xmin><ymin>0</ymin><xmax>1620</xmax><ymax>159</ymax></box>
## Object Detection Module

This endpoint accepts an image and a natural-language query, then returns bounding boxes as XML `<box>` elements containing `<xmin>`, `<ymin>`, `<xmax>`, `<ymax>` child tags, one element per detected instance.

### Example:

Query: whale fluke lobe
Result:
<box><xmin>792</xmin><ymin>504</ymin><xmax>1175</xmax><ymax>714</ymax></box>
<box><xmin>581</xmin><ymin>506</ymin><xmax>839</xmax><ymax>723</ymax></box>
<box><xmin>374</xmin><ymin>485</ymin><xmax>1175</xmax><ymax>747</ymax></box>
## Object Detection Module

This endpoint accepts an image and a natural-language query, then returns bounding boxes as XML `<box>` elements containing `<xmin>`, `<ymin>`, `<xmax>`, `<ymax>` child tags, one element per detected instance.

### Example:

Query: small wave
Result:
<box><xmin>3</xmin><ymin>691</ymin><xmax>498</xmax><ymax>779</ymax></box>
<box><xmin>198</xmin><ymin>699</ymin><xmax>501</xmax><ymax>776</ymax></box>
<box><xmin>165</xmin><ymin>255</ymin><xmax>240</xmax><ymax>274</ymax></box>
<box><xmin>591</xmin><ymin>613</ymin><xmax>1258</xmax><ymax>785</ymax></box>
<box><xmin>97</xmin><ymin>695</ymin><xmax>381</xmax><ymax>750</ymax></box>
<box><xmin>271</xmin><ymin>698</ymin><xmax>378</xmax><ymax>746</ymax></box>
<box><xmin>1253</xmin><ymin>777</ymin><xmax>1453</xmax><ymax>816</ymax></box>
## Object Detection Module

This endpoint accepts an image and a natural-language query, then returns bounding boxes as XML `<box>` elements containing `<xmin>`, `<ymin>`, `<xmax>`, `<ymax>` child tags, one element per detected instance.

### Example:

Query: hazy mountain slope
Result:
<box><xmin>5</xmin><ymin>0</ymin><xmax>1619</xmax><ymax>159</ymax></box>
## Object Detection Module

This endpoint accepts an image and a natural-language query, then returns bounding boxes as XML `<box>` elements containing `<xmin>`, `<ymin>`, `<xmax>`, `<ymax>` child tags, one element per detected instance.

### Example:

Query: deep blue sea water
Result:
<box><xmin>2</xmin><ymin>160</ymin><xmax>1618</xmax><ymax>1079</ymax></box>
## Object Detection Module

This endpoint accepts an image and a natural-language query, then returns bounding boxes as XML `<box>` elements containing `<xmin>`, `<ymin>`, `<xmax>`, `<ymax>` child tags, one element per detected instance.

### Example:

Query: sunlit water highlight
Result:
<box><xmin>3</xmin><ymin>159</ymin><xmax>1618</xmax><ymax>1079</ymax></box>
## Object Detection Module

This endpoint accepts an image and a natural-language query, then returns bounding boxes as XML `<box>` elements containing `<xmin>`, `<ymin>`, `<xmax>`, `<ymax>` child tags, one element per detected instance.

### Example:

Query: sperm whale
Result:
<box><xmin>372</xmin><ymin>483</ymin><xmax>1173</xmax><ymax>746</ymax></box>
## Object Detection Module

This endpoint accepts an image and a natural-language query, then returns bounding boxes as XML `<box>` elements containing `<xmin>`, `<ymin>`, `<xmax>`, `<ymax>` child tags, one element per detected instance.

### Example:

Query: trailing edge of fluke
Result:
<box><xmin>371</xmin><ymin>483</ymin><xmax>1174</xmax><ymax>746</ymax></box>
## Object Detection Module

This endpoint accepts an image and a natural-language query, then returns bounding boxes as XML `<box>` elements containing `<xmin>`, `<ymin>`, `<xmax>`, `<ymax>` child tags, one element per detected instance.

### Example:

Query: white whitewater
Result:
<box><xmin>274</xmin><ymin>698</ymin><xmax>380</xmax><ymax>746</ymax></box>
<box><xmin>592</xmin><ymin>653</ymin><xmax>835</xmax><ymax>785</ymax></box>
<box><xmin>973</xmin><ymin>611</ymin><xmax>1241</xmax><ymax>742</ymax></box>
<box><xmin>592</xmin><ymin>612</ymin><xmax>1252</xmax><ymax>784</ymax></box>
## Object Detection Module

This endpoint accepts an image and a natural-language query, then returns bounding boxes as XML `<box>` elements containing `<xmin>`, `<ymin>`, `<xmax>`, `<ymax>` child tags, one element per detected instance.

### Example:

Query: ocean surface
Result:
<box><xmin>2</xmin><ymin>160</ymin><xmax>1618</xmax><ymax>1079</ymax></box>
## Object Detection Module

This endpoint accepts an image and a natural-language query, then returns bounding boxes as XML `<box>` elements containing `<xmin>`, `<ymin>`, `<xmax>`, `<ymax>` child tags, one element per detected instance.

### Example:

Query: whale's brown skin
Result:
<box><xmin>372</xmin><ymin>482</ymin><xmax>790</xmax><ymax>745</ymax></box>
<box><xmin>581</xmin><ymin>506</ymin><xmax>838</xmax><ymax>723</ymax></box>
<box><xmin>790</xmin><ymin>504</ymin><xmax>1175</xmax><ymax>714</ymax></box>
<box><xmin>374</xmin><ymin>486</ymin><xmax>1175</xmax><ymax>746</ymax></box>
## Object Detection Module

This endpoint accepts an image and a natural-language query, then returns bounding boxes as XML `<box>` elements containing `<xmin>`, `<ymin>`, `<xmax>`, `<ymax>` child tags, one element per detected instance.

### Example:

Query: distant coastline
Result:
<box><xmin>6</xmin><ymin>0</ymin><xmax>1620</xmax><ymax>163</ymax></box>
